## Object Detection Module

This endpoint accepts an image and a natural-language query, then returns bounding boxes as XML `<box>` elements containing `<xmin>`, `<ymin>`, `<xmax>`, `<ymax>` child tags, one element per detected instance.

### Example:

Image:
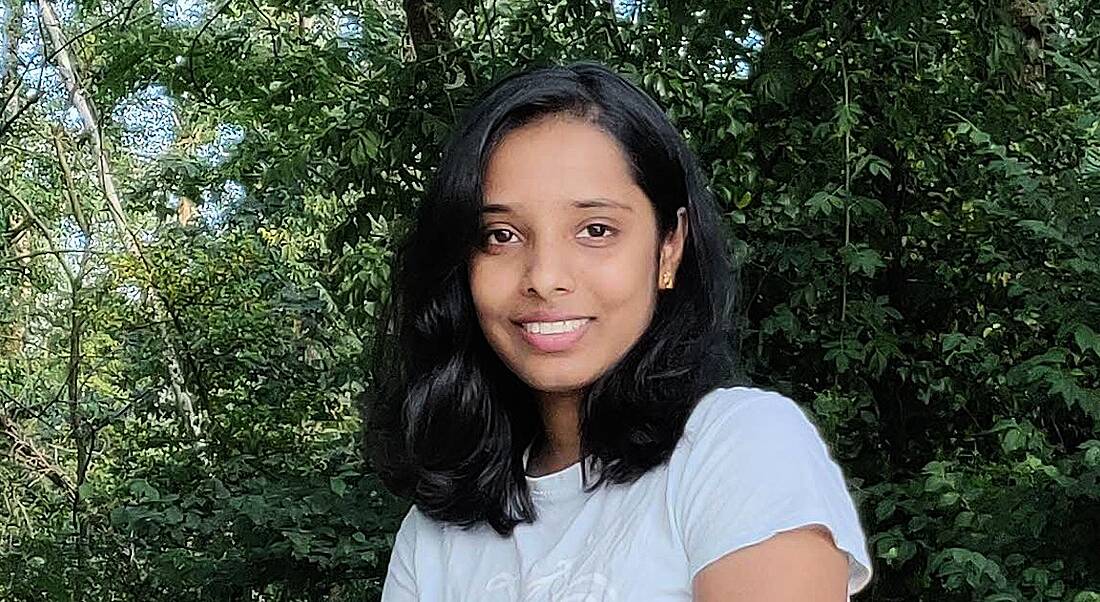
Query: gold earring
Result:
<box><xmin>661</xmin><ymin>272</ymin><xmax>673</xmax><ymax>289</ymax></box>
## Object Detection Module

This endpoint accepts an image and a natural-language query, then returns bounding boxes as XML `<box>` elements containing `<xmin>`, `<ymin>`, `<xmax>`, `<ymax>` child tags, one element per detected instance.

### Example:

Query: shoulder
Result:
<box><xmin>393</xmin><ymin>504</ymin><xmax>445</xmax><ymax>548</ymax></box>
<box><xmin>665</xmin><ymin>386</ymin><xmax>874</xmax><ymax>591</ymax></box>
<box><xmin>677</xmin><ymin>385</ymin><xmax>822</xmax><ymax>453</ymax></box>
<box><xmin>666</xmin><ymin>384</ymin><xmax>839</xmax><ymax>507</ymax></box>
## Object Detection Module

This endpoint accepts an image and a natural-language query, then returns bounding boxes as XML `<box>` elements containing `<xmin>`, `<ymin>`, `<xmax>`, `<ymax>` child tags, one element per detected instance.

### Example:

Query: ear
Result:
<box><xmin>657</xmin><ymin>207</ymin><xmax>689</xmax><ymax>288</ymax></box>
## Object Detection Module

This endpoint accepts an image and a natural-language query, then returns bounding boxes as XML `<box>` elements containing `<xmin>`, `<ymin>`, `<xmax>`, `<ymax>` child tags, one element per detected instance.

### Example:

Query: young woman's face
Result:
<box><xmin>468</xmin><ymin>115</ymin><xmax>687</xmax><ymax>398</ymax></box>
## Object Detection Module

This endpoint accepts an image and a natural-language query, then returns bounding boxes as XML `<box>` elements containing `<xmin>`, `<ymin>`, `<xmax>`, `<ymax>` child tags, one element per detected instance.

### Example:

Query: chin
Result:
<box><xmin>517</xmin><ymin>364</ymin><xmax>599</xmax><ymax>394</ymax></box>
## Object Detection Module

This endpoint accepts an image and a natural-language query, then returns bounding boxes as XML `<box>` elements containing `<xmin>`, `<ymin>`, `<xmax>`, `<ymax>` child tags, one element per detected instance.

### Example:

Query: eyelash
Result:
<box><xmin>482</xmin><ymin>223</ymin><xmax>617</xmax><ymax>246</ymax></box>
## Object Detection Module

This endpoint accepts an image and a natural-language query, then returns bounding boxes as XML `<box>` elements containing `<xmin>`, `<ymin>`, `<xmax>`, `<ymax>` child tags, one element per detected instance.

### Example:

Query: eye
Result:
<box><xmin>578</xmin><ymin>223</ymin><xmax>617</xmax><ymax>239</ymax></box>
<box><xmin>483</xmin><ymin>227</ymin><xmax>519</xmax><ymax>246</ymax></box>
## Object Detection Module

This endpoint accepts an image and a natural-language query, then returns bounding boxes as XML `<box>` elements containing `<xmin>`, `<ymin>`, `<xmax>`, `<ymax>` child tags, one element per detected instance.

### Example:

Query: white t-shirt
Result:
<box><xmin>381</xmin><ymin>386</ymin><xmax>874</xmax><ymax>601</ymax></box>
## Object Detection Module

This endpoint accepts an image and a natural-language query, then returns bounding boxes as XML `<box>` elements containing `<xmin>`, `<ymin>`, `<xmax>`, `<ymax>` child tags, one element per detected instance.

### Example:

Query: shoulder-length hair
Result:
<box><xmin>364</xmin><ymin>61</ymin><xmax>742</xmax><ymax>536</ymax></box>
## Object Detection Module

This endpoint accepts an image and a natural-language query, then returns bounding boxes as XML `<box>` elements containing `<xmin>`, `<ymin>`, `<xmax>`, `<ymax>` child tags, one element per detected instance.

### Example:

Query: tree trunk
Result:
<box><xmin>0</xmin><ymin>0</ymin><xmax>28</xmax><ymax>138</ymax></box>
<box><xmin>37</xmin><ymin>0</ymin><xmax>203</xmax><ymax>439</ymax></box>
<box><xmin>402</xmin><ymin>0</ymin><xmax>475</xmax><ymax>86</ymax></box>
<box><xmin>66</xmin><ymin>282</ymin><xmax>87</xmax><ymax>602</ymax></box>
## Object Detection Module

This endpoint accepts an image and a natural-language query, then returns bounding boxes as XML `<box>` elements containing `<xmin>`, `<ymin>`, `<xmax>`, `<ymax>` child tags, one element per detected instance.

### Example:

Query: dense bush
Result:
<box><xmin>1</xmin><ymin>0</ymin><xmax>1097</xmax><ymax>600</ymax></box>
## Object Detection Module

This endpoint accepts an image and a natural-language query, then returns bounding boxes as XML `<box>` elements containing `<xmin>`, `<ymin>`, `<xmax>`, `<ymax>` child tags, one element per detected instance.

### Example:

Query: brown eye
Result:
<box><xmin>579</xmin><ymin>223</ymin><xmax>616</xmax><ymax>239</ymax></box>
<box><xmin>485</xmin><ymin>228</ymin><xmax>517</xmax><ymax>245</ymax></box>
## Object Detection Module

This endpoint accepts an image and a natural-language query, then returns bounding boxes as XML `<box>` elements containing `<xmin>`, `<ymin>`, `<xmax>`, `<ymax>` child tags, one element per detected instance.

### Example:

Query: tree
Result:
<box><xmin>1</xmin><ymin>0</ymin><xmax>1097</xmax><ymax>600</ymax></box>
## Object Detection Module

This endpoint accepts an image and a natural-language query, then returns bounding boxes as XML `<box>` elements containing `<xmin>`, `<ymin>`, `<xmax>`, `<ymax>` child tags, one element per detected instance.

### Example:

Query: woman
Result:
<box><xmin>366</xmin><ymin>61</ymin><xmax>873</xmax><ymax>601</ymax></box>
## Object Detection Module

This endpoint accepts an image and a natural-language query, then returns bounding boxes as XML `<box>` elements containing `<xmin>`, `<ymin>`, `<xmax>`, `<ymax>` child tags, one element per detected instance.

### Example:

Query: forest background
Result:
<box><xmin>1</xmin><ymin>0</ymin><xmax>1098</xmax><ymax>600</ymax></box>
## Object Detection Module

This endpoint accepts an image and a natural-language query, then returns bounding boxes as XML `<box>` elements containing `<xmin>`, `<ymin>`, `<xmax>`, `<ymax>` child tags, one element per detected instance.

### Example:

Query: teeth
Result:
<box><xmin>523</xmin><ymin>319</ymin><xmax>589</xmax><ymax>335</ymax></box>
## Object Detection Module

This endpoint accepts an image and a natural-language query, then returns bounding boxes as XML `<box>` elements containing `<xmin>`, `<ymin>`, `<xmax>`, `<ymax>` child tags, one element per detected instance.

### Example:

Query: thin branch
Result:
<box><xmin>51</xmin><ymin>127</ymin><xmax>90</xmax><ymax>236</ymax></box>
<box><xmin>247</xmin><ymin>0</ymin><xmax>281</xmax><ymax>58</ymax></box>
<box><xmin>478</xmin><ymin>0</ymin><xmax>496</xmax><ymax>79</ymax></box>
<box><xmin>185</xmin><ymin>0</ymin><xmax>234</xmax><ymax>105</ymax></box>
<box><xmin>0</xmin><ymin>0</ymin><xmax>153</xmax><ymax>140</ymax></box>
<box><xmin>0</xmin><ymin>93</ymin><xmax>43</xmax><ymax>140</ymax></box>
<box><xmin>0</xmin><ymin>413</ymin><xmax>76</xmax><ymax>501</ymax></box>
<box><xmin>2</xmin><ymin>249</ymin><xmax>103</xmax><ymax>264</ymax></box>
<box><xmin>0</xmin><ymin>182</ymin><xmax>76</xmax><ymax>283</ymax></box>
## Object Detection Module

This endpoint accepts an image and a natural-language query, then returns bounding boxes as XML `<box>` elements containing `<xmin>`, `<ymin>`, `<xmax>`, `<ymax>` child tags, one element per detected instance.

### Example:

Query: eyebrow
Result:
<box><xmin>480</xmin><ymin>197</ymin><xmax>634</xmax><ymax>215</ymax></box>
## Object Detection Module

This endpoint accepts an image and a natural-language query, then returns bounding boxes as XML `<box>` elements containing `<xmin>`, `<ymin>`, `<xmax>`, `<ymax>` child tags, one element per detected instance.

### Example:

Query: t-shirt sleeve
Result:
<box><xmin>667</xmin><ymin>388</ymin><xmax>874</xmax><ymax>596</ymax></box>
<box><xmin>380</xmin><ymin>505</ymin><xmax>420</xmax><ymax>601</ymax></box>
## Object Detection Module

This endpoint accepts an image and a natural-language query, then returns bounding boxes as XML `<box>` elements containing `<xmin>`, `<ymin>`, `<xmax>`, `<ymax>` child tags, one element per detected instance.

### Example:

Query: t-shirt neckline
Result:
<box><xmin>522</xmin><ymin>438</ymin><xmax>596</xmax><ymax>501</ymax></box>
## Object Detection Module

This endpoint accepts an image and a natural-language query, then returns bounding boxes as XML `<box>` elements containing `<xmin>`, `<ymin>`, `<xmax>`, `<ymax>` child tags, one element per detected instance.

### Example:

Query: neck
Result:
<box><xmin>528</xmin><ymin>389</ymin><xmax>583</xmax><ymax>476</ymax></box>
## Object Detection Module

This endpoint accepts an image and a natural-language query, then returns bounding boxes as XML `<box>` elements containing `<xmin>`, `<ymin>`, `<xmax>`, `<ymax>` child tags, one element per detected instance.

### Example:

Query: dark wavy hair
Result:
<box><xmin>363</xmin><ymin>61</ymin><xmax>743</xmax><ymax>536</ymax></box>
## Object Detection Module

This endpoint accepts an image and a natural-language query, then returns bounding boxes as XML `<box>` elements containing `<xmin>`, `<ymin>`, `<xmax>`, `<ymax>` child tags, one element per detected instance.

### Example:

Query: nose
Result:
<box><xmin>522</xmin><ymin>236</ymin><xmax>574</xmax><ymax>299</ymax></box>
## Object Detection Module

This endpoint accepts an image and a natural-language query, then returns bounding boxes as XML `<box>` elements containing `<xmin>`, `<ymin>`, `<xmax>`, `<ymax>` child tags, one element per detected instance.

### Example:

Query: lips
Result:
<box><xmin>514</xmin><ymin>310</ymin><xmax>593</xmax><ymax>323</ymax></box>
<box><xmin>515</xmin><ymin>318</ymin><xmax>594</xmax><ymax>353</ymax></box>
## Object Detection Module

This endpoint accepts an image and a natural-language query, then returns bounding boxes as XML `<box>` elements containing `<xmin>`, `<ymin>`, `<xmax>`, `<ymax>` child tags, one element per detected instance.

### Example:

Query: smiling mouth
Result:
<box><xmin>519</xmin><ymin>318</ymin><xmax>591</xmax><ymax>335</ymax></box>
<box><xmin>514</xmin><ymin>318</ymin><xmax>594</xmax><ymax>353</ymax></box>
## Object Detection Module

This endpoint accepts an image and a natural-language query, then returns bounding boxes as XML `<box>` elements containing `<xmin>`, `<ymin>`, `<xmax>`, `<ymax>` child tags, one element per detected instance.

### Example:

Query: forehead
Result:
<box><xmin>481</xmin><ymin>116</ymin><xmax>647</xmax><ymax>213</ymax></box>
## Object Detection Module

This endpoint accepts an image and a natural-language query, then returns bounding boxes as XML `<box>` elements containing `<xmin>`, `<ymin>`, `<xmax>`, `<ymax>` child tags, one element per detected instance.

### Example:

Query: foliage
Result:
<box><xmin>1</xmin><ymin>0</ymin><xmax>1098</xmax><ymax>600</ymax></box>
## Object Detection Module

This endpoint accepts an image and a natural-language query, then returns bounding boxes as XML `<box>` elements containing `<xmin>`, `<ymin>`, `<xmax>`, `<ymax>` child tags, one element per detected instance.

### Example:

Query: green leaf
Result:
<box><xmin>1081</xmin><ymin>441</ymin><xmax>1100</xmax><ymax>468</ymax></box>
<box><xmin>970</xmin><ymin>129</ymin><xmax>991</xmax><ymax>146</ymax></box>
<box><xmin>867</xmin><ymin>156</ymin><xmax>892</xmax><ymax>179</ymax></box>
<box><xmin>842</xmin><ymin>245</ymin><xmax>885</xmax><ymax>277</ymax></box>
<box><xmin>330</xmin><ymin>476</ymin><xmax>347</xmax><ymax>497</ymax></box>
<box><xmin>874</xmin><ymin>499</ymin><xmax>896</xmax><ymax>521</ymax></box>
<box><xmin>1073</xmin><ymin>324</ymin><xmax>1100</xmax><ymax>357</ymax></box>
<box><xmin>1001</xmin><ymin>428</ymin><xmax>1024</xmax><ymax>454</ymax></box>
<box><xmin>806</xmin><ymin>190</ymin><xmax>841</xmax><ymax>216</ymax></box>
<box><xmin>1052</xmin><ymin>52</ymin><xmax>1100</xmax><ymax>92</ymax></box>
<box><xmin>129</xmin><ymin>479</ymin><xmax>160</xmax><ymax>502</ymax></box>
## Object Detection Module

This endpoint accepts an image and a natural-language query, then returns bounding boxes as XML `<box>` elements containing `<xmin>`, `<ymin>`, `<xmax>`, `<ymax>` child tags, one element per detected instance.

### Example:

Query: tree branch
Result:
<box><xmin>0</xmin><ymin>413</ymin><xmax>76</xmax><ymax>502</ymax></box>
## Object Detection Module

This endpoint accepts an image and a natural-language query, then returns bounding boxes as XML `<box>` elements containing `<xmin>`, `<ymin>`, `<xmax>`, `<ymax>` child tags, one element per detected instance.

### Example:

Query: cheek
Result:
<box><xmin>587</xmin><ymin>245</ymin><xmax>657</xmax><ymax>310</ymax></box>
<box><xmin>469</xmin><ymin>260</ymin><xmax>511</xmax><ymax>324</ymax></box>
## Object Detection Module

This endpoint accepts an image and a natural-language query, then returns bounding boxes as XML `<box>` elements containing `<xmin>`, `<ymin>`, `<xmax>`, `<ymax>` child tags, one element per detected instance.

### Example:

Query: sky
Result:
<box><xmin>5</xmin><ymin>0</ymin><xmax>248</xmax><ymax>231</ymax></box>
